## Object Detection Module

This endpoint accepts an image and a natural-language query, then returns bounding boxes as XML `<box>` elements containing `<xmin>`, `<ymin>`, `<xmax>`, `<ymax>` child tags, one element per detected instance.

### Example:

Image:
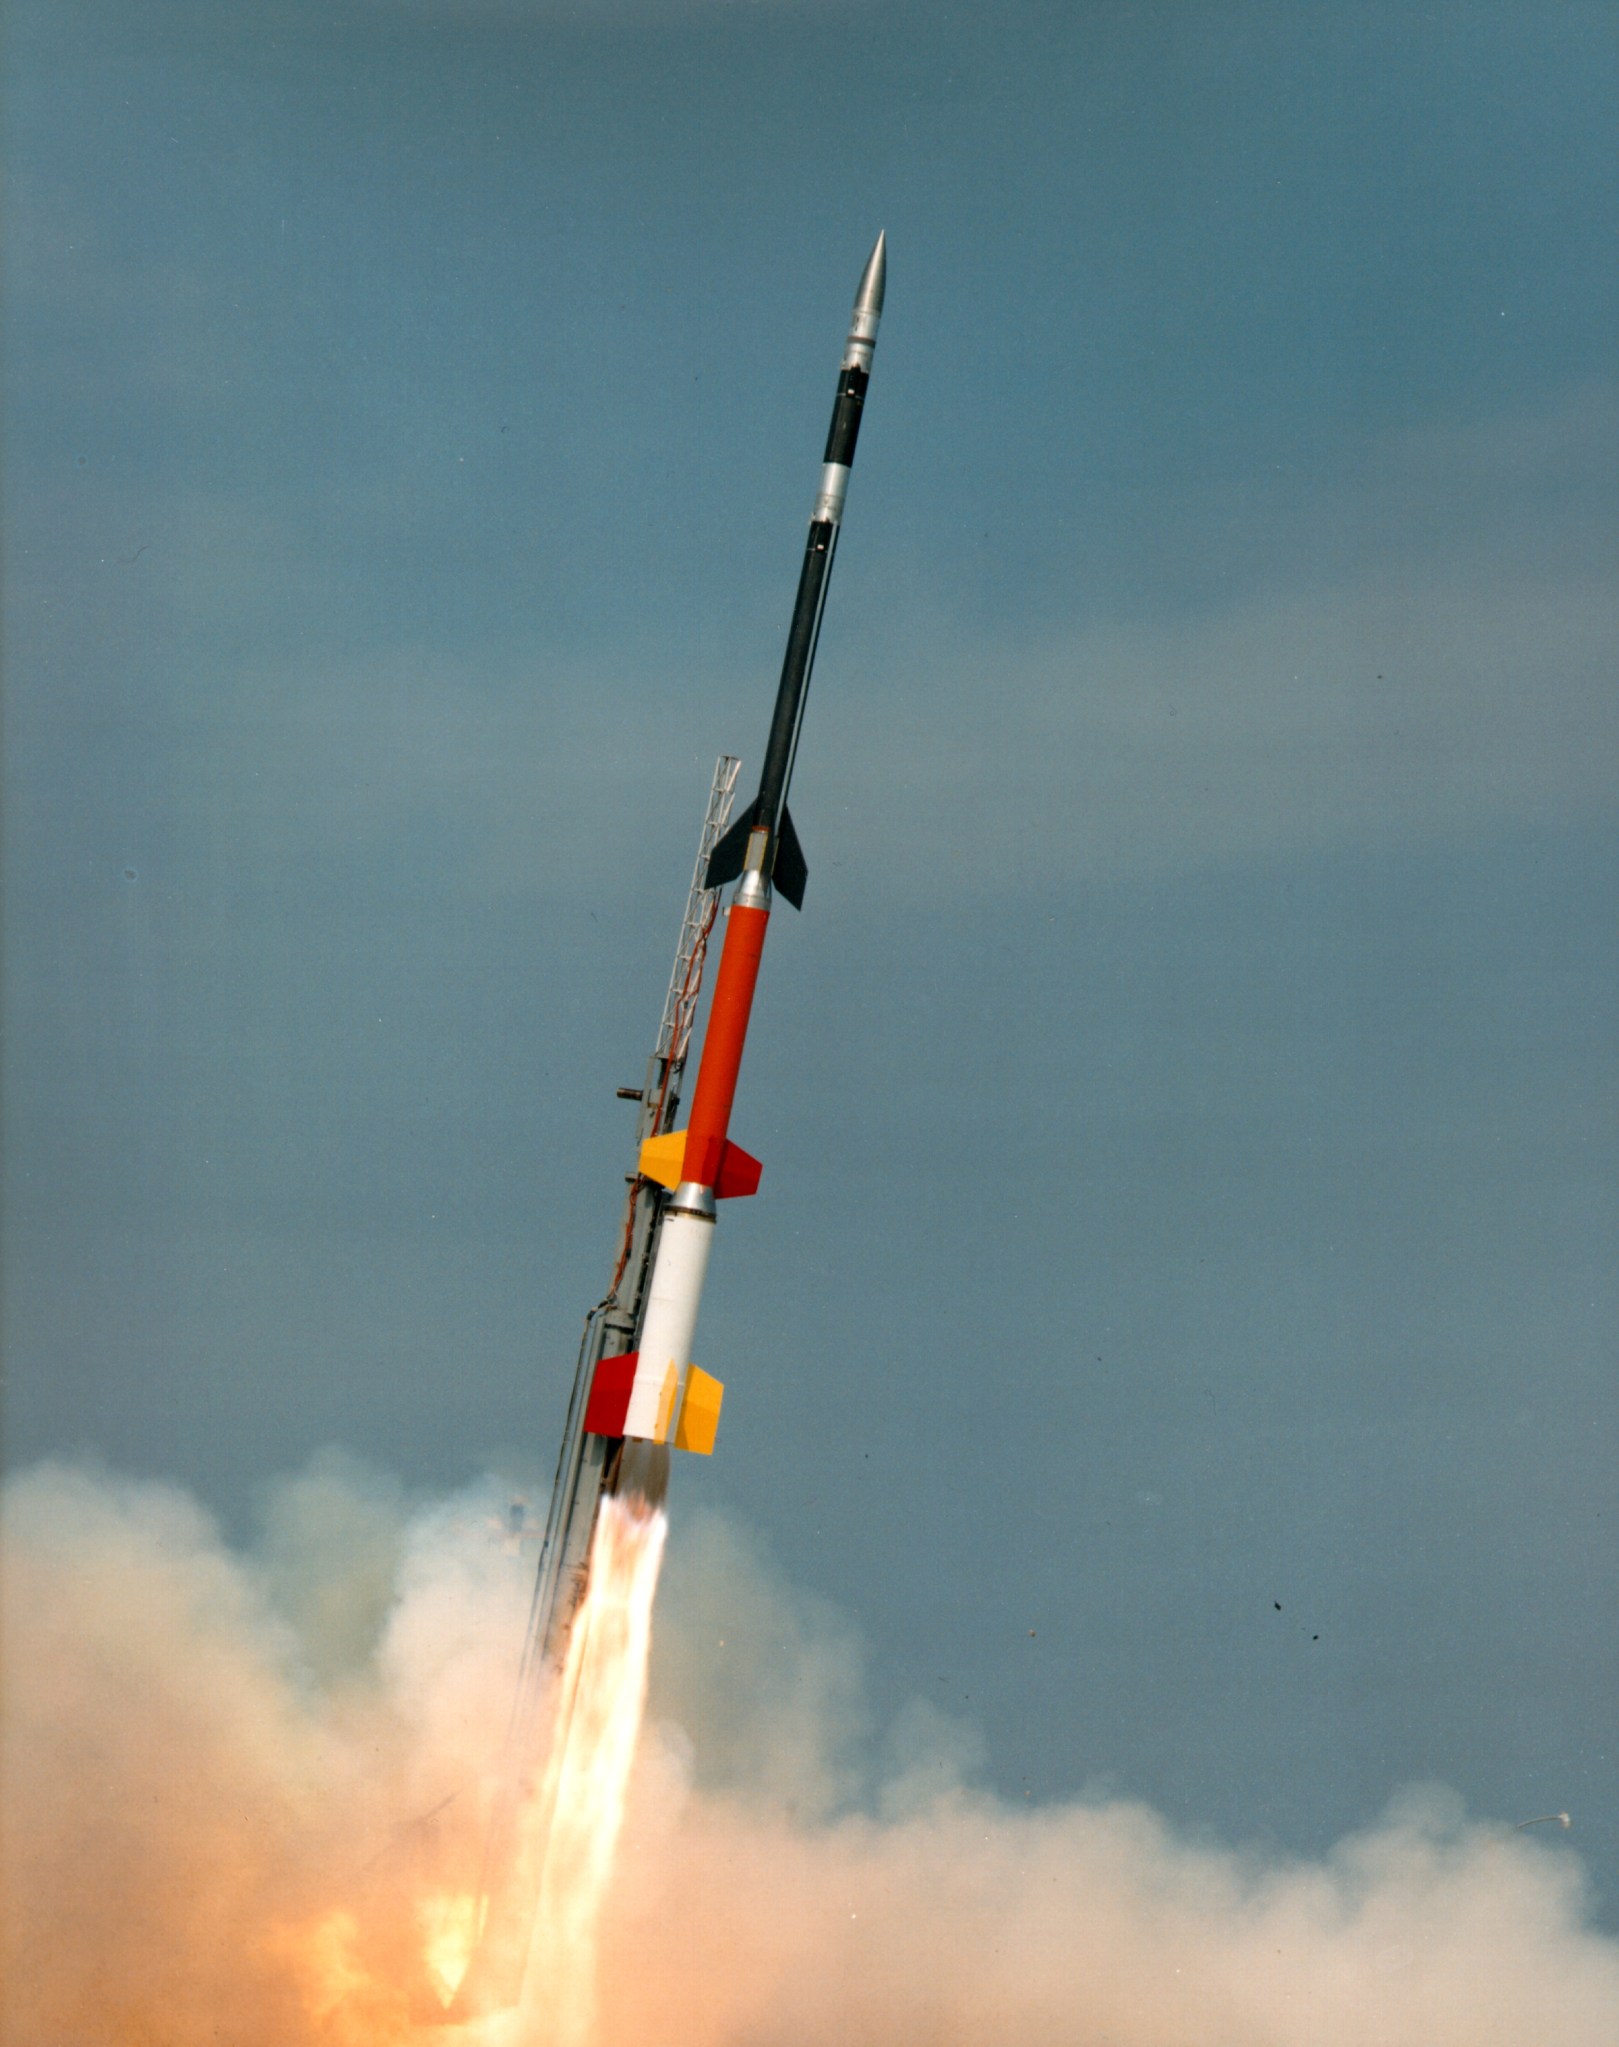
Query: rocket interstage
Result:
<box><xmin>587</xmin><ymin>231</ymin><xmax>886</xmax><ymax>1470</ymax></box>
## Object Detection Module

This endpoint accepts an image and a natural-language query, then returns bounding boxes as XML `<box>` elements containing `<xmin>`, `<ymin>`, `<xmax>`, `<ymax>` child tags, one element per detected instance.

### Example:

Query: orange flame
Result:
<box><xmin>261</xmin><ymin>1495</ymin><xmax>666</xmax><ymax>2044</ymax></box>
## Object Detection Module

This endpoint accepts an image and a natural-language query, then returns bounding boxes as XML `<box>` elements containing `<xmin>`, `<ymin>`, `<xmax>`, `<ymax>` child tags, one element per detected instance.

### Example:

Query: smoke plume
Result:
<box><xmin>3</xmin><ymin>1455</ymin><xmax>1614</xmax><ymax>2045</ymax></box>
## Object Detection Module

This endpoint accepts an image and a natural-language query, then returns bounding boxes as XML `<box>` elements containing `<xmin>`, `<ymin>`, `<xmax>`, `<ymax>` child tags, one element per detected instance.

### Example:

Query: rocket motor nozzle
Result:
<box><xmin>609</xmin><ymin>1438</ymin><xmax>671</xmax><ymax>1508</ymax></box>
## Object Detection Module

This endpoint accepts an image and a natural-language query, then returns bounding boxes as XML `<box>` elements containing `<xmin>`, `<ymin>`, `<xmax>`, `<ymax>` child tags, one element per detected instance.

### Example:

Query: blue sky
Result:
<box><xmin>5</xmin><ymin>0</ymin><xmax>1616</xmax><ymax>1922</ymax></box>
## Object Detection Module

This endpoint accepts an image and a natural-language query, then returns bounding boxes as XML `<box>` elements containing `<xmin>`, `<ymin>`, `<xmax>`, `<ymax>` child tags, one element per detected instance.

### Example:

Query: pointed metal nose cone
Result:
<box><xmin>853</xmin><ymin>230</ymin><xmax>887</xmax><ymax>321</ymax></box>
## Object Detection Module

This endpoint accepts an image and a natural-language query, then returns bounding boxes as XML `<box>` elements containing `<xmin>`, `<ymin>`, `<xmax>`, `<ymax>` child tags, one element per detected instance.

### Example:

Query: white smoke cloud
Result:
<box><xmin>3</xmin><ymin>1455</ymin><xmax>1614</xmax><ymax>2045</ymax></box>
<box><xmin>255</xmin><ymin>1446</ymin><xmax>411</xmax><ymax>1685</ymax></box>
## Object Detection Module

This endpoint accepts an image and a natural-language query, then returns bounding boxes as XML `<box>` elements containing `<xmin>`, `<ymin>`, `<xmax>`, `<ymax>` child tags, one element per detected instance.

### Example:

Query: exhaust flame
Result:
<box><xmin>419</xmin><ymin>1890</ymin><xmax>482</xmax><ymax>2006</ymax></box>
<box><xmin>521</xmin><ymin>1492</ymin><xmax>668</xmax><ymax>2044</ymax></box>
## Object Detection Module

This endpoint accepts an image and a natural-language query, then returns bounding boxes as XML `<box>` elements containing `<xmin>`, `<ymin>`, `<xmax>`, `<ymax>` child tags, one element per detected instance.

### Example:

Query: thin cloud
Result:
<box><xmin>9</xmin><ymin>383</ymin><xmax>1613</xmax><ymax>915</ymax></box>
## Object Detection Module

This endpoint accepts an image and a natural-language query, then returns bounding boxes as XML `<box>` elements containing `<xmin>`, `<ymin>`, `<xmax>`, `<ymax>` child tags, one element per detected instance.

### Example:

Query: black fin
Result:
<box><xmin>705</xmin><ymin>800</ymin><xmax>757</xmax><ymax>891</ymax></box>
<box><xmin>774</xmin><ymin>803</ymin><xmax>808</xmax><ymax>909</ymax></box>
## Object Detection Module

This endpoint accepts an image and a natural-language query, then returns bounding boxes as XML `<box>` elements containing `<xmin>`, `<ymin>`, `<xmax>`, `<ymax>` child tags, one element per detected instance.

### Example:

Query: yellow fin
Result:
<box><xmin>639</xmin><ymin>1130</ymin><xmax>688</xmax><ymax>1190</ymax></box>
<box><xmin>675</xmin><ymin>1366</ymin><xmax>724</xmax><ymax>1456</ymax></box>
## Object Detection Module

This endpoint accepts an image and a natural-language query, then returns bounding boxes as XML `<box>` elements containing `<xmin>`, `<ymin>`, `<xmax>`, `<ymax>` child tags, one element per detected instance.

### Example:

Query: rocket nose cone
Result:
<box><xmin>853</xmin><ymin>230</ymin><xmax>887</xmax><ymax>321</ymax></box>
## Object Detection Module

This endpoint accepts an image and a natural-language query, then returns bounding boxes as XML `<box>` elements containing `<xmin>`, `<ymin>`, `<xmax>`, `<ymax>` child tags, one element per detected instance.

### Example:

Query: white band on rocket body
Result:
<box><xmin>622</xmin><ymin>1201</ymin><xmax>715</xmax><ymax>1441</ymax></box>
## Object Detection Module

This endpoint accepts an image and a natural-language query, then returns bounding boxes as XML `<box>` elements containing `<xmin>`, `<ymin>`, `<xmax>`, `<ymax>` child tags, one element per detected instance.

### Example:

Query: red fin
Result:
<box><xmin>715</xmin><ymin>1140</ymin><xmax>763</xmax><ymax>1199</ymax></box>
<box><xmin>583</xmin><ymin>1350</ymin><xmax>638</xmax><ymax>1438</ymax></box>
